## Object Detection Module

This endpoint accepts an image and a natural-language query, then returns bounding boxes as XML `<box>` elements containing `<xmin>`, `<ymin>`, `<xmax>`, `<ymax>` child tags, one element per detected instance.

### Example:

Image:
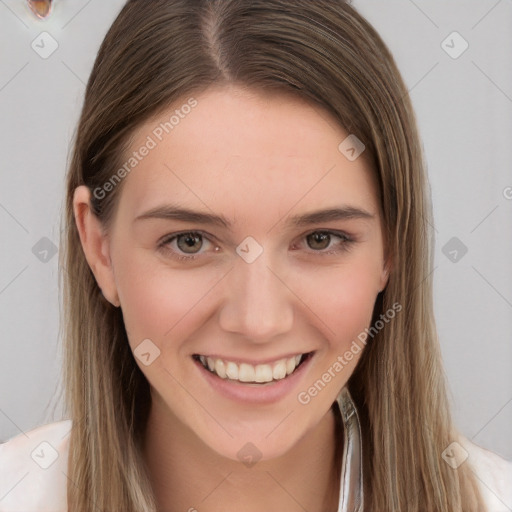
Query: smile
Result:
<box><xmin>193</xmin><ymin>353</ymin><xmax>312</xmax><ymax>384</ymax></box>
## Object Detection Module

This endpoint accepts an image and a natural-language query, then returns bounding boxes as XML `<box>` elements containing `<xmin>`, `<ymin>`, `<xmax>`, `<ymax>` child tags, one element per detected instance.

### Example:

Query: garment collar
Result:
<box><xmin>335</xmin><ymin>386</ymin><xmax>364</xmax><ymax>512</ymax></box>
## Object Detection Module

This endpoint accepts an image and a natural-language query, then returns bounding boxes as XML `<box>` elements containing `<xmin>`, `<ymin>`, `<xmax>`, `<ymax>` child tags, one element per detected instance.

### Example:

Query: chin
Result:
<box><xmin>204</xmin><ymin>431</ymin><xmax>302</xmax><ymax>465</ymax></box>
<box><xmin>193</xmin><ymin>409</ymin><xmax>321</xmax><ymax>466</ymax></box>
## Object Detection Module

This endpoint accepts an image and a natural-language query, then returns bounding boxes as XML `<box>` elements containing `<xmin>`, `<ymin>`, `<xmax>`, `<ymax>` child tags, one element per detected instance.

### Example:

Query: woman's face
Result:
<box><xmin>78</xmin><ymin>84</ymin><xmax>389</xmax><ymax>461</ymax></box>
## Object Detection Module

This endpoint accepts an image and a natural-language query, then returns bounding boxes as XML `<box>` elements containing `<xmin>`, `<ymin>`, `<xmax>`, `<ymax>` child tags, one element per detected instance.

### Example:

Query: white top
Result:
<box><xmin>0</xmin><ymin>419</ymin><xmax>511</xmax><ymax>511</ymax></box>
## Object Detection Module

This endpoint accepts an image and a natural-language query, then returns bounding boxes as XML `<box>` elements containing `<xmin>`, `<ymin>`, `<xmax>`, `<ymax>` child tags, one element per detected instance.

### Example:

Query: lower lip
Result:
<box><xmin>194</xmin><ymin>354</ymin><xmax>314</xmax><ymax>404</ymax></box>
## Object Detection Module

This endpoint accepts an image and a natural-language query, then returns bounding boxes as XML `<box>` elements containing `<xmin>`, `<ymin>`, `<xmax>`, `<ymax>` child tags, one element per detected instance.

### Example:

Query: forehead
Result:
<box><xmin>115</xmin><ymin>85</ymin><xmax>378</xmax><ymax>229</ymax></box>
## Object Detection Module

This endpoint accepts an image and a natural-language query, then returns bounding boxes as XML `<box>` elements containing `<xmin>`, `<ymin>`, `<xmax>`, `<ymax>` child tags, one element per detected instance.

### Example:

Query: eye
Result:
<box><xmin>158</xmin><ymin>231</ymin><xmax>216</xmax><ymax>260</ymax></box>
<box><xmin>299</xmin><ymin>230</ymin><xmax>354</xmax><ymax>255</ymax></box>
<box><xmin>158</xmin><ymin>229</ymin><xmax>355</xmax><ymax>262</ymax></box>
<box><xmin>306</xmin><ymin>231</ymin><xmax>332</xmax><ymax>250</ymax></box>
<box><xmin>175</xmin><ymin>232</ymin><xmax>204</xmax><ymax>254</ymax></box>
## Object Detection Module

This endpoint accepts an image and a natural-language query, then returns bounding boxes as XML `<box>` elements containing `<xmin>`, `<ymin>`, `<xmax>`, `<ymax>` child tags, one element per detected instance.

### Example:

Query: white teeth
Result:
<box><xmin>272</xmin><ymin>360</ymin><xmax>287</xmax><ymax>380</ymax></box>
<box><xmin>286</xmin><ymin>357</ymin><xmax>296</xmax><ymax>375</ymax></box>
<box><xmin>225</xmin><ymin>361</ymin><xmax>239</xmax><ymax>380</ymax></box>
<box><xmin>197</xmin><ymin>354</ymin><xmax>305</xmax><ymax>383</ymax></box>
<box><xmin>214</xmin><ymin>359</ymin><xmax>227</xmax><ymax>379</ymax></box>
<box><xmin>255</xmin><ymin>364</ymin><xmax>273</xmax><ymax>383</ymax></box>
<box><xmin>239</xmin><ymin>363</ymin><xmax>255</xmax><ymax>382</ymax></box>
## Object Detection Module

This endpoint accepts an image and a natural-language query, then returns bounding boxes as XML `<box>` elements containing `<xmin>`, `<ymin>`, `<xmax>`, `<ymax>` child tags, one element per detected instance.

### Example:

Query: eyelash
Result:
<box><xmin>158</xmin><ymin>229</ymin><xmax>355</xmax><ymax>262</ymax></box>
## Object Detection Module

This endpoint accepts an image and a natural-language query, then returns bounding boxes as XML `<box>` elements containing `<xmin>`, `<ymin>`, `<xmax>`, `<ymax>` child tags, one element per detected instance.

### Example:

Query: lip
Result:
<box><xmin>193</xmin><ymin>352</ymin><xmax>314</xmax><ymax>404</ymax></box>
<box><xmin>194</xmin><ymin>353</ymin><xmax>305</xmax><ymax>366</ymax></box>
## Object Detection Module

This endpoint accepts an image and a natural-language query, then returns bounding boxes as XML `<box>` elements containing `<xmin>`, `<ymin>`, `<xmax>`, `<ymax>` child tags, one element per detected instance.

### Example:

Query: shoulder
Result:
<box><xmin>458</xmin><ymin>434</ymin><xmax>512</xmax><ymax>512</ymax></box>
<box><xmin>0</xmin><ymin>420</ymin><xmax>71</xmax><ymax>512</ymax></box>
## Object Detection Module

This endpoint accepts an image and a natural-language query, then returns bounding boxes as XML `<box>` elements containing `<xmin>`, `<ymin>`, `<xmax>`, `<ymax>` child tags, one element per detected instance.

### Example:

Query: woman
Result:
<box><xmin>0</xmin><ymin>1</ymin><xmax>510</xmax><ymax>511</ymax></box>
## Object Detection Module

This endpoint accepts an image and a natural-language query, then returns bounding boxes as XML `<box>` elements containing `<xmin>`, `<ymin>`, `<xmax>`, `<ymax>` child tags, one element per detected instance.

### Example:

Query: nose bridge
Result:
<box><xmin>219</xmin><ymin>248</ymin><xmax>294</xmax><ymax>340</ymax></box>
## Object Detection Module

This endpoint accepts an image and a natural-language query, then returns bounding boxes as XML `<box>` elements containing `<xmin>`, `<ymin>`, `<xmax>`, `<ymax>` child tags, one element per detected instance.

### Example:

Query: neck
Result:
<box><xmin>142</xmin><ymin>392</ymin><xmax>342</xmax><ymax>512</ymax></box>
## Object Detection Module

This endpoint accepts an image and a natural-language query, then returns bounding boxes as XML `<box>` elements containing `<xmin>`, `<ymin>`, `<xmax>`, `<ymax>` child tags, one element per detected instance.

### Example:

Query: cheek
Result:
<box><xmin>112</xmin><ymin>251</ymin><xmax>208</xmax><ymax>343</ymax></box>
<box><xmin>298</xmin><ymin>259</ymin><xmax>380</xmax><ymax>348</ymax></box>
<box><xmin>113</xmin><ymin>242</ymin><xmax>382</xmax><ymax>354</ymax></box>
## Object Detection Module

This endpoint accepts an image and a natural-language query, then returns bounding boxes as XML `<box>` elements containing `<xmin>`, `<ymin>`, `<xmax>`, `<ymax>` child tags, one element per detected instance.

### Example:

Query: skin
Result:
<box><xmin>73</xmin><ymin>84</ymin><xmax>389</xmax><ymax>512</ymax></box>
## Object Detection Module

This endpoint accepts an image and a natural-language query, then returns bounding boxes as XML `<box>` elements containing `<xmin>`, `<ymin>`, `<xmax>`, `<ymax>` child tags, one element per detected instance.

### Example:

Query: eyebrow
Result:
<box><xmin>134</xmin><ymin>204</ymin><xmax>375</xmax><ymax>228</ymax></box>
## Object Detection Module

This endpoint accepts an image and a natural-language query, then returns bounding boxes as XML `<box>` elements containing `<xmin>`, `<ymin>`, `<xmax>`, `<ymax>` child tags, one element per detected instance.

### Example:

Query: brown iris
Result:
<box><xmin>306</xmin><ymin>231</ymin><xmax>331</xmax><ymax>250</ymax></box>
<box><xmin>176</xmin><ymin>233</ymin><xmax>203</xmax><ymax>254</ymax></box>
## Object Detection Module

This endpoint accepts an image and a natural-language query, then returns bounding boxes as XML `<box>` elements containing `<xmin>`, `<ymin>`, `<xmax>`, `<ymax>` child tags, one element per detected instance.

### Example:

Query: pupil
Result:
<box><xmin>178</xmin><ymin>233</ymin><xmax>202</xmax><ymax>253</ymax></box>
<box><xmin>308</xmin><ymin>232</ymin><xmax>330</xmax><ymax>250</ymax></box>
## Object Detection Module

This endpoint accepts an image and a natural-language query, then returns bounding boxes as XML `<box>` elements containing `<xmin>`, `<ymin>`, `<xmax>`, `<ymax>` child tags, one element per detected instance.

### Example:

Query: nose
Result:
<box><xmin>218</xmin><ymin>250</ymin><xmax>294</xmax><ymax>342</ymax></box>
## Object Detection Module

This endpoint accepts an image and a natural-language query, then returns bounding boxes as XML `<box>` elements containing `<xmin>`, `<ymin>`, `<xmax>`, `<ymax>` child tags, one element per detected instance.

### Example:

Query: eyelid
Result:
<box><xmin>158</xmin><ymin>228</ymin><xmax>356</xmax><ymax>261</ymax></box>
<box><xmin>293</xmin><ymin>229</ymin><xmax>355</xmax><ymax>255</ymax></box>
<box><xmin>158</xmin><ymin>230</ymin><xmax>216</xmax><ymax>258</ymax></box>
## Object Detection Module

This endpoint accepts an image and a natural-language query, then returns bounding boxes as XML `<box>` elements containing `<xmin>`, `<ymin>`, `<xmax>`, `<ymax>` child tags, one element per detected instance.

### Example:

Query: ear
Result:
<box><xmin>378</xmin><ymin>253</ymin><xmax>392</xmax><ymax>293</ymax></box>
<box><xmin>73</xmin><ymin>185</ymin><xmax>120</xmax><ymax>307</ymax></box>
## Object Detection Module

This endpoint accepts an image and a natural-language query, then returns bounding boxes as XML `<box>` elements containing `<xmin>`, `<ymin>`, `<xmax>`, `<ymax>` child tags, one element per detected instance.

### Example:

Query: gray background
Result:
<box><xmin>0</xmin><ymin>0</ymin><xmax>511</xmax><ymax>461</ymax></box>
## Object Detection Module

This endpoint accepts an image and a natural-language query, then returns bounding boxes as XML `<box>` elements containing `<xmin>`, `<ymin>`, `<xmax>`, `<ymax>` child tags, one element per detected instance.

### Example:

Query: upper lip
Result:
<box><xmin>193</xmin><ymin>351</ymin><xmax>312</xmax><ymax>366</ymax></box>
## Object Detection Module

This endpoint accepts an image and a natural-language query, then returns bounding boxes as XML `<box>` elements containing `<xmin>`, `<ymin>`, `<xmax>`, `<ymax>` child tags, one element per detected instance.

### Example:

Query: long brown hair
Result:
<box><xmin>60</xmin><ymin>0</ymin><xmax>486</xmax><ymax>510</ymax></box>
